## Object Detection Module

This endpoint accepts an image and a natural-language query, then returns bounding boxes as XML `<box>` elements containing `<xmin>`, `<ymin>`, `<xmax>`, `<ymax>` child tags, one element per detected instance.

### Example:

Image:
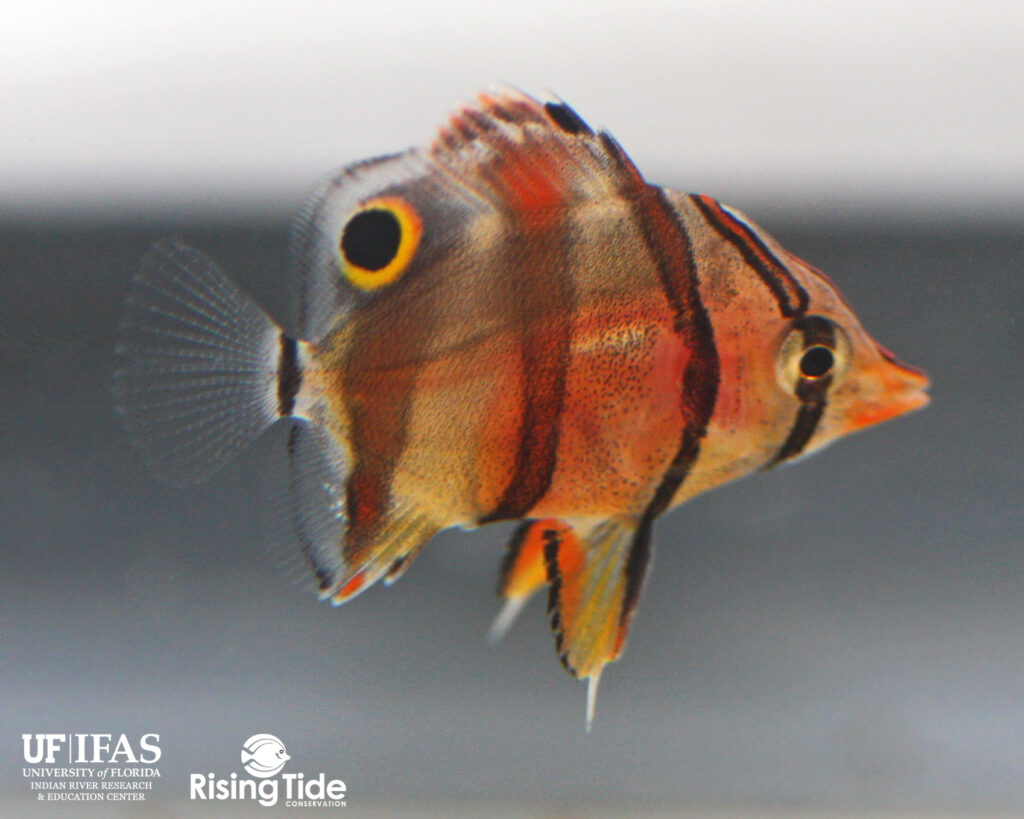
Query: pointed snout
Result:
<box><xmin>846</xmin><ymin>345</ymin><xmax>930</xmax><ymax>432</ymax></box>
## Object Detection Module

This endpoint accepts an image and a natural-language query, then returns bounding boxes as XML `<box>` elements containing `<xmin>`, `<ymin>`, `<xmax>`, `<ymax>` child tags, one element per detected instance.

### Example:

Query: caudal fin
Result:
<box><xmin>114</xmin><ymin>239</ymin><xmax>443</xmax><ymax>608</ymax></box>
<box><xmin>113</xmin><ymin>239</ymin><xmax>285</xmax><ymax>485</ymax></box>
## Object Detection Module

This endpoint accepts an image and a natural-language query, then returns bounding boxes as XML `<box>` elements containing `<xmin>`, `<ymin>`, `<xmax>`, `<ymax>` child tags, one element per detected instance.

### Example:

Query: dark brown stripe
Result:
<box><xmin>799</xmin><ymin>315</ymin><xmax>834</xmax><ymax>348</ymax></box>
<box><xmin>691</xmin><ymin>194</ymin><xmax>809</xmax><ymax>319</ymax></box>
<box><xmin>480</xmin><ymin>228</ymin><xmax>575</xmax><ymax>524</ymax></box>
<box><xmin>765</xmin><ymin>316</ymin><xmax>836</xmax><ymax>467</ymax></box>
<box><xmin>542</xmin><ymin>526</ymin><xmax>573</xmax><ymax>672</ymax></box>
<box><xmin>340</xmin><ymin>284</ymin><xmax>439</xmax><ymax>550</ymax></box>
<box><xmin>622</xmin><ymin>425</ymin><xmax>704</xmax><ymax>622</ymax></box>
<box><xmin>276</xmin><ymin>333</ymin><xmax>301</xmax><ymax>416</ymax></box>
<box><xmin>343</xmin><ymin>383</ymin><xmax>416</xmax><ymax>548</ymax></box>
<box><xmin>633</xmin><ymin>188</ymin><xmax>721</xmax><ymax>431</ymax></box>
<box><xmin>766</xmin><ymin>396</ymin><xmax>828</xmax><ymax>467</ymax></box>
<box><xmin>617</xmin><ymin>187</ymin><xmax>722</xmax><ymax>625</ymax></box>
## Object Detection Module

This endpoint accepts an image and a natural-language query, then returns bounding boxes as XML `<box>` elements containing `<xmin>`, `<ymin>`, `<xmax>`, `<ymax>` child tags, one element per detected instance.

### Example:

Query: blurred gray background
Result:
<box><xmin>2</xmin><ymin>1</ymin><xmax>1022</xmax><ymax>815</ymax></box>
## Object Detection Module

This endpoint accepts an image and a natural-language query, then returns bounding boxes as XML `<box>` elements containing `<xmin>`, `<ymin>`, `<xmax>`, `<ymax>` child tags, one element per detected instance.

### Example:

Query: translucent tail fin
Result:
<box><xmin>113</xmin><ymin>239</ymin><xmax>285</xmax><ymax>485</ymax></box>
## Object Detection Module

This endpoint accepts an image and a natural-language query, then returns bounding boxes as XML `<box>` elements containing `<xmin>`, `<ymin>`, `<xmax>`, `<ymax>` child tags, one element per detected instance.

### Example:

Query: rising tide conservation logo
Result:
<box><xmin>190</xmin><ymin>734</ymin><xmax>346</xmax><ymax>808</ymax></box>
<box><xmin>240</xmin><ymin>734</ymin><xmax>290</xmax><ymax>778</ymax></box>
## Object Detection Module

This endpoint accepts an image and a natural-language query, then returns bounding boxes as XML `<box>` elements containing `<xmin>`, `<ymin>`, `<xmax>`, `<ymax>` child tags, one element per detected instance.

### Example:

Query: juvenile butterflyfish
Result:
<box><xmin>114</xmin><ymin>87</ymin><xmax>929</xmax><ymax>729</ymax></box>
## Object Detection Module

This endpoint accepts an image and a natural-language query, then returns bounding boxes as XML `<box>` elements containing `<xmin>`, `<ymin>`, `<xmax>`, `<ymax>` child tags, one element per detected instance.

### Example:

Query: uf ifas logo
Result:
<box><xmin>22</xmin><ymin>733</ymin><xmax>161</xmax><ymax>764</ymax></box>
<box><xmin>240</xmin><ymin>734</ymin><xmax>289</xmax><ymax>778</ymax></box>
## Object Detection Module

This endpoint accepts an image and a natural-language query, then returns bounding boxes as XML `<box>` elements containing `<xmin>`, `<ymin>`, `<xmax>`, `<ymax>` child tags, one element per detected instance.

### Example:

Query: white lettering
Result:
<box><xmin>189</xmin><ymin>774</ymin><xmax>207</xmax><ymax>800</ymax></box>
<box><xmin>258</xmin><ymin>779</ymin><xmax>277</xmax><ymax>808</ymax></box>
<box><xmin>22</xmin><ymin>734</ymin><xmax>65</xmax><ymax>764</ymax></box>
<box><xmin>109</xmin><ymin>735</ymin><xmax>137</xmax><ymax>763</ymax></box>
<box><xmin>139</xmin><ymin>733</ymin><xmax>161</xmax><ymax>763</ymax></box>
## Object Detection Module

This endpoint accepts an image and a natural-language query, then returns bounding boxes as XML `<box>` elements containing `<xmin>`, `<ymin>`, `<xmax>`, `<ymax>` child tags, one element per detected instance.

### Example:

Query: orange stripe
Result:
<box><xmin>499</xmin><ymin>519</ymin><xmax>570</xmax><ymax>599</ymax></box>
<box><xmin>337</xmin><ymin>570</ymin><xmax>366</xmax><ymax>600</ymax></box>
<box><xmin>494</xmin><ymin>149</ymin><xmax>565</xmax><ymax>225</ymax></box>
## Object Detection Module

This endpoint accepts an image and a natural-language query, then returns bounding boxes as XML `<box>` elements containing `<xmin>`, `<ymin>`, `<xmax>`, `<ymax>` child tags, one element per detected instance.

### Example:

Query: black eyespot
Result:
<box><xmin>799</xmin><ymin>345</ymin><xmax>834</xmax><ymax>379</ymax></box>
<box><xmin>543</xmin><ymin>101</ymin><xmax>592</xmax><ymax>135</ymax></box>
<box><xmin>341</xmin><ymin>208</ymin><xmax>401</xmax><ymax>272</ymax></box>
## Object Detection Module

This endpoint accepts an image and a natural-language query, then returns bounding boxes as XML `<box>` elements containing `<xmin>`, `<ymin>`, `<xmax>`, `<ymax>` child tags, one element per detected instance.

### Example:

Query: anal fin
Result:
<box><xmin>488</xmin><ymin>519</ymin><xmax>569</xmax><ymax>644</ymax></box>
<box><xmin>545</xmin><ymin>517</ymin><xmax>653</xmax><ymax>731</ymax></box>
<box><xmin>330</xmin><ymin>503</ymin><xmax>439</xmax><ymax>605</ymax></box>
<box><xmin>383</xmin><ymin>537</ymin><xmax>428</xmax><ymax>586</ymax></box>
<box><xmin>275</xmin><ymin>420</ymin><xmax>439</xmax><ymax>604</ymax></box>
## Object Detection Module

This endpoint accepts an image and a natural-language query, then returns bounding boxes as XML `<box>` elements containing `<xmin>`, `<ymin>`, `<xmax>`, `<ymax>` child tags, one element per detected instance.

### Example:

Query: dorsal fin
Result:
<box><xmin>427</xmin><ymin>86</ymin><xmax>646</xmax><ymax>211</ymax></box>
<box><xmin>289</xmin><ymin>88</ymin><xmax>647</xmax><ymax>343</ymax></box>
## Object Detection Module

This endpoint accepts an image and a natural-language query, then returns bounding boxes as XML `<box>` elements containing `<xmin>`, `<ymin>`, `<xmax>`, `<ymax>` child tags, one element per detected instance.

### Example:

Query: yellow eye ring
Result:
<box><xmin>339</xmin><ymin>196</ymin><xmax>422</xmax><ymax>290</ymax></box>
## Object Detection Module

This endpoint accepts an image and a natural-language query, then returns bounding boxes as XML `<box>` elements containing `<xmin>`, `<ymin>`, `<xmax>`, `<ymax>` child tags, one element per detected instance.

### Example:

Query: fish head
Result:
<box><xmin>692</xmin><ymin>201</ymin><xmax>929</xmax><ymax>477</ymax></box>
<box><xmin>775</xmin><ymin>251</ymin><xmax>930</xmax><ymax>459</ymax></box>
<box><xmin>240</xmin><ymin>734</ymin><xmax>291</xmax><ymax>777</ymax></box>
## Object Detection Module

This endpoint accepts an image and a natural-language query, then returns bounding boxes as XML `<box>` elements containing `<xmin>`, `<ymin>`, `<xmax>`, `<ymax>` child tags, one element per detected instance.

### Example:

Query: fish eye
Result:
<box><xmin>339</xmin><ymin>196</ymin><xmax>422</xmax><ymax>290</ymax></box>
<box><xmin>776</xmin><ymin>315</ymin><xmax>850</xmax><ymax>393</ymax></box>
<box><xmin>799</xmin><ymin>345</ymin><xmax>834</xmax><ymax>379</ymax></box>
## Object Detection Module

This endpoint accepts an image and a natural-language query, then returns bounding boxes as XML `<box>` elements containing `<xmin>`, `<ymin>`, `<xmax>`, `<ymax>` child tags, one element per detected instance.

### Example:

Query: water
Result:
<box><xmin>2</xmin><ymin>216</ymin><xmax>1022</xmax><ymax>813</ymax></box>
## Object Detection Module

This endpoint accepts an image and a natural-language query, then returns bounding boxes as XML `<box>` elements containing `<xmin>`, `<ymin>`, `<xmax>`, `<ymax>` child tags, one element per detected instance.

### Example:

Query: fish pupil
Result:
<box><xmin>342</xmin><ymin>208</ymin><xmax>402</xmax><ymax>271</ymax></box>
<box><xmin>799</xmin><ymin>345</ymin><xmax>834</xmax><ymax>378</ymax></box>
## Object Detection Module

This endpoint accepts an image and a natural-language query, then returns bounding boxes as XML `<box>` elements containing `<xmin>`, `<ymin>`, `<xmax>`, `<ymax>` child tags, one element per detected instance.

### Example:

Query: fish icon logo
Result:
<box><xmin>240</xmin><ymin>734</ymin><xmax>290</xmax><ymax>778</ymax></box>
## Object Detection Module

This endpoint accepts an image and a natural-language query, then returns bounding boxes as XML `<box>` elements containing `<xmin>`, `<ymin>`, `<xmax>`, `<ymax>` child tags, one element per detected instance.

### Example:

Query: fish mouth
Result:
<box><xmin>848</xmin><ymin>348</ymin><xmax>930</xmax><ymax>430</ymax></box>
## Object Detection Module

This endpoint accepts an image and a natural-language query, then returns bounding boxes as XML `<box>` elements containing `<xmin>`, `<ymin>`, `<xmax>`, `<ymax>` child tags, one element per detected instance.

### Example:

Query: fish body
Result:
<box><xmin>240</xmin><ymin>734</ymin><xmax>289</xmax><ymax>778</ymax></box>
<box><xmin>114</xmin><ymin>88</ymin><xmax>928</xmax><ymax>727</ymax></box>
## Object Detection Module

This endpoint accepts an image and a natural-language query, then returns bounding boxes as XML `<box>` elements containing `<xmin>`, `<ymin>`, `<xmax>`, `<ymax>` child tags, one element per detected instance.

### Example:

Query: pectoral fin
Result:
<box><xmin>544</xmin><ymin>517</ymin><xmax>653</xmax><ymax>731</ymax></box>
